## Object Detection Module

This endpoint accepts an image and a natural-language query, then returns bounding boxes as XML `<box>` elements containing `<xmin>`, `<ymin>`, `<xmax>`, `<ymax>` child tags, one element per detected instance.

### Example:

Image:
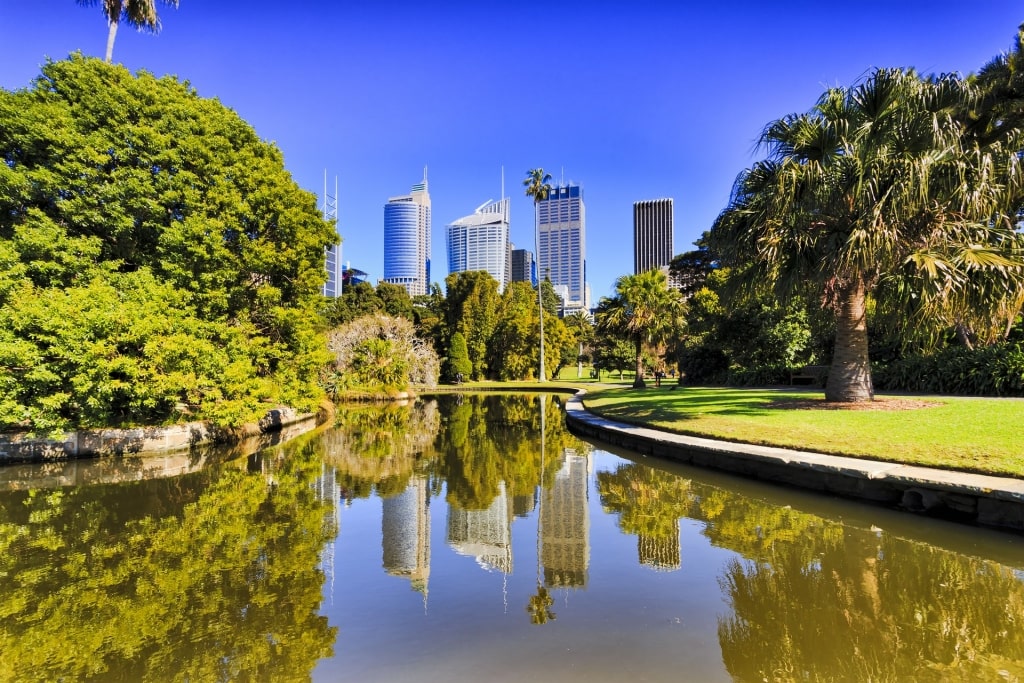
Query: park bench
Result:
<box><xmin>789</xmin><ymin>365</ymin><xmax>828</xmax><ymax>387</ymax></box>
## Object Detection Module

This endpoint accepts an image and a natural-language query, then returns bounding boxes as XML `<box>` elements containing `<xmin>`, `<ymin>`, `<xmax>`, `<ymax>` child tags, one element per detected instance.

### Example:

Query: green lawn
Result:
<box><xmin>581</xmin><ymin>385</ymin><xmax>1024</xmax><ymax>478</ymax></box>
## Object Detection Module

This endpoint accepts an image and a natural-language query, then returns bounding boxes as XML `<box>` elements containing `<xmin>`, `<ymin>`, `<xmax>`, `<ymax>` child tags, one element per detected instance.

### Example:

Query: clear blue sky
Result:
<box><xmin>2</xmin><ymin>1</ymin><xmax>1021</xmax><ymax>299</ymax></box>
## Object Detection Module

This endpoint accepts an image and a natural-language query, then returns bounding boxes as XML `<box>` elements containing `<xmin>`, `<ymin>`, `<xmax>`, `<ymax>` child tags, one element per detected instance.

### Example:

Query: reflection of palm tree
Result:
<box><xmin>527</xmin><ymin>394</ymin><xmax>555</xmax><ymax>625</ymax></box>
<box><xmin>526</xmin><ymin>583</ymin><xmax>556</xmax><ymax>625</ymax></box>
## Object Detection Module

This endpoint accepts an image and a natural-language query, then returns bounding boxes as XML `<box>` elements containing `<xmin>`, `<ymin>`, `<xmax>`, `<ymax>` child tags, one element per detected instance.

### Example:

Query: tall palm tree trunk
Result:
<box><xmin>105</xmin><ymin>21</ymin><xmax>119</xmax><ymax>63</ymax></box>
<box><xmin>632</xmin><ymin>336</ymin><xmax>646</xmax><ymax>389</ymax></box>
<box><xmin>826</xmin><ymin>276</ymin><xmax>873</xmax><ymax>402</ymax></box>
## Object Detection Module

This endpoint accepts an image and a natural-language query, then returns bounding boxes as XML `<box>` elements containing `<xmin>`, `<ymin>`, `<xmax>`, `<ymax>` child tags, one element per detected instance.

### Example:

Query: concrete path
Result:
<box><xmin>564</xmin><ymin>391</ymin><xmax>1024</xmax><ymax>533</ymax></box>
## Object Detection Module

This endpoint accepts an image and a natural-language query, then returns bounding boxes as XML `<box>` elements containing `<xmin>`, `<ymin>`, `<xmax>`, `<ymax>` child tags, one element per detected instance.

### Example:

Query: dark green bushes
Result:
<box><xmin>874</xmin><ymin>343</ymin><xmax>1024</xmax><ymax>396</ymax></box>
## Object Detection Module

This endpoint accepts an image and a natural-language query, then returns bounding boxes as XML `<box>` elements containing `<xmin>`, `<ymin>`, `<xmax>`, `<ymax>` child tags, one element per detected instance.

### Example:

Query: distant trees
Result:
<box><xmin>0</xmin><ymin>56</ymin><xmax>335</xmax><ymax>432</ymax></box>
<box><xmin>321</xmin><ymin>280</ymin><xmax>414</xmax><ymax>327</ymax></box>
<box><xmin>76</xmin><ymin>0</ymin><xmax>180</xmax><ymax>63</ymax></box>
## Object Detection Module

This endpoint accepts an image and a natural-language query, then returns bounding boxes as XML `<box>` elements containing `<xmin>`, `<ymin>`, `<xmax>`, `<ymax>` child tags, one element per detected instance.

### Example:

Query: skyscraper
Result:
<box><xmin>383</xmin><ymin>171</ymin><xmax>431</xmax><ymax>297</ymax></box>
<box><xmin>446</xmin><ymin>198</ymin><xmax>510</xmax><ymax>291</ymax></box>
<box><xmin>537</xmin><ymin>183</ymin><xmax>588</xmax><ymax>314</ymax></box>
<box><xmin>510</xmin><ymin>247</ymin><xmax>536</xmax><ymax>285</ymax></box>
<box><xmin>633</xmin><ymin>198</ymin><xmax>674</xmax><ymax>275</ymax></box>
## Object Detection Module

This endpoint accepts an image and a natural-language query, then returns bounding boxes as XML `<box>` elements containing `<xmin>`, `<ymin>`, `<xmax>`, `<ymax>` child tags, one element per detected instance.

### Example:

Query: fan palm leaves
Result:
<box><xmin>595</xmin><ymin>269</ymin><xmax>684</xmax><ymax>389</ymax></box>
<box><xmin>710</xmin><ymin>67</ymin><xmax>1024</xmax><ymax>402</ymax></box>
<box><xmin>76</xmin><ymin>0</ymin><xmax>180</xmax><ymax>63</ymax></box>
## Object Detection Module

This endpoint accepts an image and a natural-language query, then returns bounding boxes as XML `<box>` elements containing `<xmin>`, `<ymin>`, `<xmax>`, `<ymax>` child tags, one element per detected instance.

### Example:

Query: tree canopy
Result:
<box><xmin>0</xmin><ymin>55</ymin><xmax>336</xmax><ymax>432</ymax></box>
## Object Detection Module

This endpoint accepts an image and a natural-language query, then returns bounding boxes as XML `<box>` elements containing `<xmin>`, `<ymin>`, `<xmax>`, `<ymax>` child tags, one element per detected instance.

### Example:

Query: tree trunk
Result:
<box><xmin>105</xmin><ymin>21</ymin><xmax>118</xmax><ymax>63</ymax></box>
<box><xmin>826</xmin><ymin>276</ymin><xmax>873</xmax><ymax>402</ymax></box>
<box><xmin>632</xmin><ymin>336</ymin><xmax>646</xmax><ymax>389</ymax></box>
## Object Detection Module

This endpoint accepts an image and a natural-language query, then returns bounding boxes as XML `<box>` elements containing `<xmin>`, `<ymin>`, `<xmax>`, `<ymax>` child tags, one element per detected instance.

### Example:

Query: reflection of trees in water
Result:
<box><xmin>697</xmin><ymin>493</ymin><xmax>1024</xmax><ymax>681</ymax></box>
<box><xmin>596</xmin><ymin>457</ymin><xmax>1024</xmax><ymax>679</ymax></box>
<box><xmin>322</xmin><ymin>400</ymin><xmax>441</xmax><ymax>499</ymax></box>
<box><xmin>596</xmin><ymin>463</ymin><xmax>694</xmax><ymax>571</ymax></box>
<box><xmin>434</xmin><ymin>393</ymin><xmax>590</xmax><ymax>512</ymax></box>
<box><xmin>0</xmin><ymin>437</ymin><xmax>336</xmax><ymax>682</ymax></box>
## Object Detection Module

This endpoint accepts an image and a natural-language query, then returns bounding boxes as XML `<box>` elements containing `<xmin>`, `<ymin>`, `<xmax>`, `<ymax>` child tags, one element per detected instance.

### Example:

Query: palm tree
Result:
<box><xmin>595</xmin><ymin>269</ymin><xmax>684</xmax><ymax>389</ymax></box>
<box><xmin>709</xmin><ymin>68</ymin><xmax>1023</xmax><ymax>402</ymax></box>
<box><xmin>524</xmin><ymin>168</ymin><xmax>553</xmax><ymax>382</ymax></box>
<box><xmin>76</xmin><ymin>0</ymin><xmax>180</xmax><ymax>63</ymax></box>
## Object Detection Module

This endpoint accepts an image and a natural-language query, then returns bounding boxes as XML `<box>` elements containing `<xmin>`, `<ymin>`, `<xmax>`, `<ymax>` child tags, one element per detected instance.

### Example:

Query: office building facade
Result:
<box><xmin>510</xmin><ymin>247</ymin><xmax>536</xmax><ymax>286</ymax></box>
<box><xmin>383</xmin><ymin>172</ymin><xmax>431</xmax><ymax>297</ymax></box>
<box><xmin>633</xmin><ymin>198</ymin><xmax>674</xmax><ymax>275</ymax></box>
<box><xmin>446</xmin><ymin>198</ymin><xmax>510</xmax><ymax>291</ymax></box>
<box><xmin>537</xmin><ymin>183</ymin><xmax>588</xmax><ymax>314</ymax></box>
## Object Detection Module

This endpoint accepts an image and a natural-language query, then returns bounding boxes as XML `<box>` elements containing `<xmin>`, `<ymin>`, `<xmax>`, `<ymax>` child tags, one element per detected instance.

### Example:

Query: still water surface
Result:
<box><xmin>2</xmin><ymin>393</ymin><xmax>1024</xmax><ymax>682</ymax></box>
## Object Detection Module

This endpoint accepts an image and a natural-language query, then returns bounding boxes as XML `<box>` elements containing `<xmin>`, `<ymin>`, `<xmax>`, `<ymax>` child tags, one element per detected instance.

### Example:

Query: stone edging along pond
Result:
<box><xmin>563</xmin><ymin>390</ymin><xmax>1024</xmax><ymax>533</ymax></box>
<box><xmin>0</xmin><ymin>407</ymin><xmax>320</xmax><ymax>463</ymax></box>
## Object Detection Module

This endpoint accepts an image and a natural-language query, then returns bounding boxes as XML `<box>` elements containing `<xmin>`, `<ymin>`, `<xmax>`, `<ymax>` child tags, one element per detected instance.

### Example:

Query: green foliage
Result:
<box><xmin>442</xmin><ymin>271</ymin><xmax>499</xmax><ymax>380</ymax></box>
<box><xmin>321</xmin><ymin>280</ymin><xmax>414</xmax><ymax>327</ymax></box>
<box><xmin>445</xmin><ymin>332</ymin><xmax>472</xmax><ymax>382</ymax></box>
<box><xmin>488</xmin><ymin>282</ymin><xmax>540</xmax><ymax>380</ymax></box>
<box><xmin>592</xmin><ymin>336</ymin><xmax>636</xmax><ymax>379</ymax></box>
<box><xmin>874</xmin><ymin>343</ymin><xmax>1024</xmax><ymax>396</ymax></box>
<box><xmin>676</xmin><ymin>270</ymin><xmax>814</xmax><ymax>386</ymax></box>
<box><xmin>0</xmin><ymin>55</ymin><xmax>335</xmax><ymax>431</ymax></box>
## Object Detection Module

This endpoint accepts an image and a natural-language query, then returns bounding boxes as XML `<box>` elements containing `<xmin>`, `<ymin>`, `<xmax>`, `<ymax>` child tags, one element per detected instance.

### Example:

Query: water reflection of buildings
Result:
<box><xmin>314</xmin><ymin>464</ymin><xmax>342</xmax><ymax>603</ymax></box>
<box><xmin>381</xmin><ymin>476</ymin><xmax>431</xmax><ymax>596</ymax></box>
<box><xmin>638</xmin><ymin>522</ymin><xmax>681</xmax><ymax>571</ymax></box>
<box><xmin>541</xmin><ymin>449</ymin><xmax>591</xmax><ymax>588</ymax></box>
<box><xmin>447</xmin><ymin>481</ymin><xmax>513</xmax><ymax>574</ymax></box>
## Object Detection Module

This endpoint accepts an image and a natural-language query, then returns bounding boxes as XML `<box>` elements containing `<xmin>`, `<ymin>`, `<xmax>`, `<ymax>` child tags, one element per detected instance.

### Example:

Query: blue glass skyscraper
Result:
<box><xmin>383</xmin><ymin>171</ymin><xmax>431</xmax><ymax>296</ymax></box>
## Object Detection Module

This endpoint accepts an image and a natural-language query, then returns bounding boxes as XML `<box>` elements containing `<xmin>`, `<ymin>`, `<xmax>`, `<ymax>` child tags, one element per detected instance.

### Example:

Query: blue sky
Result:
<box><xmin>1</xmin><ymin>1</ymin><xmax>1021</xmax><ymax>299</ymax></box>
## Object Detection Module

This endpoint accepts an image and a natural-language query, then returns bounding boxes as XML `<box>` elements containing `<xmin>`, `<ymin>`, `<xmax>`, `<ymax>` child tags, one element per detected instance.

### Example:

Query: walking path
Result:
<box><xmin>564</xmin><ymin>391</ymin><xmax>1024</xmax><ymax>533</ymax></box>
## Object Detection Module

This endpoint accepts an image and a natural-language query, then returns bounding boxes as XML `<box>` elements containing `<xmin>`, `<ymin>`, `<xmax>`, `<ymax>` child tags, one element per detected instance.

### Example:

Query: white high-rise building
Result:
<box><xmin>537</xmin><ymin>183</ymin><xmax>588</xmax><ymax>314</ymax></box>
<box><xmin>446</xmin><ymin>198</ymin><xmax>510</xmax><ymax>291</ymax></box>
<box><xmin>383</xmin><ymin>170</ymin><xmax>431</xmax><ymax>297</ymax></box>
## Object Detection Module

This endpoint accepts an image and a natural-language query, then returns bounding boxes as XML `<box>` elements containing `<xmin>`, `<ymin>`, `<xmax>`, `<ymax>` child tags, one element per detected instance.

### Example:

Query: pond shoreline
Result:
<box><xmin>0</xmin><ymin>407</ymin><xmax>322</xmax><ymax>464</ymax></box>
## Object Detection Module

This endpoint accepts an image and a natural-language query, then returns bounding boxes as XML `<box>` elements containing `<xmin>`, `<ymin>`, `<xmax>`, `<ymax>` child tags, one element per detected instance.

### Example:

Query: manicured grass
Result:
<box><xmin>581</xmin><ymin>385</ymin><xmax>1024</xmax><ymax>478</ymax></box>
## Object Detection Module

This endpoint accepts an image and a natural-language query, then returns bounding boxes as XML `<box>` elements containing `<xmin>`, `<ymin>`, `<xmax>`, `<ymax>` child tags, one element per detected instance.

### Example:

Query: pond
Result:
<box><xmin>2</xmin><ymin>393</ymin><xmax>1024</xmax><ymax>682</ymax></box>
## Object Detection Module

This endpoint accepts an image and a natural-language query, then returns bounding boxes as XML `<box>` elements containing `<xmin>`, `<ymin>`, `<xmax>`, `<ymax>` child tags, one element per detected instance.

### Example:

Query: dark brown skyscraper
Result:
<box><xmin>633</xmin><ymin>198</ymin><xmax>674</xmax><ymax>274</ymax></box>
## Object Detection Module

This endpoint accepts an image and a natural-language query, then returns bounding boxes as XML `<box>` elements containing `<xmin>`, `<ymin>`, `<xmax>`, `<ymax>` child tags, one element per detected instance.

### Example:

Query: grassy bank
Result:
<box><xmin>581</xmin><ymin>385</ymin><xmax>1024</xmax><ymax>478</ymax></box>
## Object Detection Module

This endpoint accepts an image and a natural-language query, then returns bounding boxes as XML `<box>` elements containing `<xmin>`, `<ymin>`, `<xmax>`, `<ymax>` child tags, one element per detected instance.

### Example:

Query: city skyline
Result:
<box><xmin>2</xmin><ymin>2</ymin><xmax>1020</xmax><ymax>300</ymax></box>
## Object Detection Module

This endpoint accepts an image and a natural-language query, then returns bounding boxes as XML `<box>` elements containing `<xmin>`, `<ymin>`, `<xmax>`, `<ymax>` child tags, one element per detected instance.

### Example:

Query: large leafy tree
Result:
<box><xmin>442</xmin><ymin>271</ymin><xmax>500</xmax><ymax>380</ymax></box>
<box><xmin>595</xmin><ymin>269</ymin><xmax>685</xmax><ymax>388</ymax></box>
<box><xmin>0</xmin><ymin>56</ymin><xmax>336</xmax><ymax>431</ymax></box>
<box><xmin>524</xmin><ymin>168</ymin><xmax>553</xmax><ymax>381</ymax></box>
<box><xmin>76</xmin><ymin>0</ymin><xmax>180</xmax><ymax>63</ymax></box>
<box><xmin>709</xmin><ymin>68</ymin><xmax>1024</xmax><ymax>402</ymax></box>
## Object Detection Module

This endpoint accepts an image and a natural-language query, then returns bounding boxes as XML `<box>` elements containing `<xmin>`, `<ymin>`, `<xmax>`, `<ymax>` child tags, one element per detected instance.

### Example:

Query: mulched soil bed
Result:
<box><xmin>769</xmin><ymin>397</ymin><xmax>943</xmax><ymax>411</ymax></box>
